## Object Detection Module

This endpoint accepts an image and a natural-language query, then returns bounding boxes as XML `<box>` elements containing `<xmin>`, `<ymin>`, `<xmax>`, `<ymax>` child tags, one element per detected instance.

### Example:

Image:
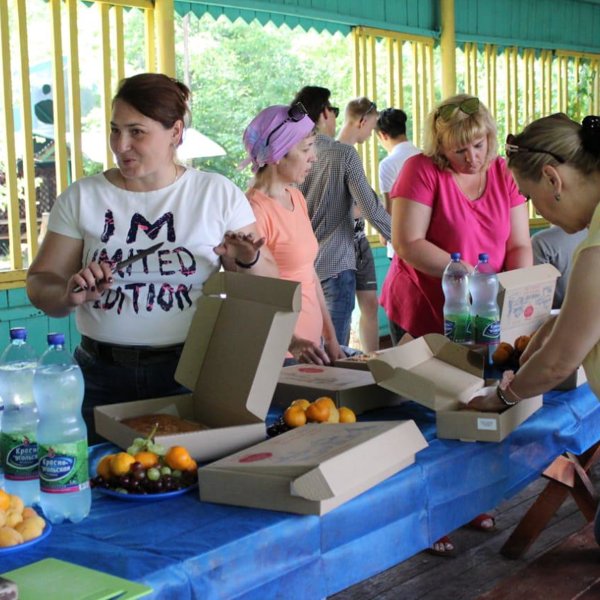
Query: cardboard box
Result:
<box><xmin>368</xmin><ymin>334</ymin><xmax>542</xmax><ymax>442</ymax></box>
<box><xmin>272</xmin><ymin>364</ymin><xmax>402</xmax><ymax>414</ymax></box>
<box><xmin>94</xmin><ymin>272</ymin><xmax>301</xmax><ymax>462</ymax></box>
<box><xmin>334</xmin><ymin>333</ymin><xmax>414</xmax><ymax>371</ymax></box>
<box><xmin>497</xmin><ymin>264</ymin><xmax>560</xmax><ymax>342</ymax></box>
<box><xmin>198</xmin><ymin>420</ymin><xmax>428</xmax><ymax>515</ymax></box>
<box><xmin>555</xmin><ymin>366</ymin><xmax>587</xmax><ymax>391</ymax></box>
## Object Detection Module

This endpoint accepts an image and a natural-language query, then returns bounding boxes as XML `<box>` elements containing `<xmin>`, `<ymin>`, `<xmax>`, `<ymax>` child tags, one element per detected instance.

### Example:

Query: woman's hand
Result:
<box><xmin>465</xmin><ymin>387</ymin><xmax>505</xmax><ymax>412</ymax></box>
<box><xmin>213</xmin><ymin>230</ymin><xmax>265</xmax><ymax>265</ymax></box>
<box><xmin>324</xmin><ymin>337</ymin><xmax>345</xmax><ymax>363</ymax></box>
<box><xmin>289</xmin><ymin>336</ymin><xmax>331</xmax><ymax>365</ymax></box>
<box><xmin>68</xmin><ymin>261</ymin><xmax>115</xmax><ymax>305</ymax></box>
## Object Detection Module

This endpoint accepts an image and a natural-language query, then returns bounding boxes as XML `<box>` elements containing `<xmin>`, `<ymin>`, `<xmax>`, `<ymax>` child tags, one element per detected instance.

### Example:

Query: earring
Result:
<box><xmin>554</xmin><ymin>193</ymin><xmax>561</xmax><ymax>202</ymax></box>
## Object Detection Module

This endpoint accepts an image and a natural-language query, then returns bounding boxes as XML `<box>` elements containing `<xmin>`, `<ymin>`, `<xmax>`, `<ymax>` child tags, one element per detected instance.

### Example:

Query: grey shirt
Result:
<box><xmin>531</xmin><ymin>225</ymin><xmax>587</xmax><ymax>308</ymax></box>
<box><xmin>299</xmin><ymin>133</ymin><xmax>391</xmax><ymax>281</ymax></box>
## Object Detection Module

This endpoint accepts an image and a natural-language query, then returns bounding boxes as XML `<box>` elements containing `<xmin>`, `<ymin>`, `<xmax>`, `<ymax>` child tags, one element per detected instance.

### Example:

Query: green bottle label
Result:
<box><xmin>444</xmin><ymin>313</ymin><xmax>471</xmax><ymax>343</ymax></box>
<box><xmin>474</xmin><ymin>316</ymin><xmax>501</xmax><ymax>344</ymax></box>
<box><xmin>38</xmin><ymin>440</ymin><xmax>90</xmax><ymax>493</ymax></box>
<box><xmin>0</xmin><ymin>431</ymin><xmax>38</xmax><ymax>481</ymax></box>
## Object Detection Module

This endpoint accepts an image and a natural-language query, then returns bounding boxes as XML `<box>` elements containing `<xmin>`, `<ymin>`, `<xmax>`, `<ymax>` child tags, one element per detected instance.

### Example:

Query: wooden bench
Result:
<box><xmin>478</xmin><ymin>522</ymin><xmax>600</xmax><ymax>599</ymax></box>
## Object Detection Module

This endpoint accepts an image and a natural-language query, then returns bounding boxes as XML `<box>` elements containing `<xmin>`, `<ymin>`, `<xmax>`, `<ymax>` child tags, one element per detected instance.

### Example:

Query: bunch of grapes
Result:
<box><xmin>90</xmin><ymin>462</ymin><xmax>197</xmax><ymax>495</ymax></box>
<box><xmin>266</xmin><ymin>416</ymin><xmax>291</xmax><ymax>438</ymax></box>
<box><xmin>127</xmin><ymin>436</ymin><xmax>166</xmax><ymax>457</ymax></box>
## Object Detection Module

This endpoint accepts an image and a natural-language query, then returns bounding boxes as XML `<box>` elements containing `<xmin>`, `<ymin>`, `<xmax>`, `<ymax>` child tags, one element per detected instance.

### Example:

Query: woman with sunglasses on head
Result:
<box><xmin>468</xmin><ymin>117</ymin><xmax>600</xmax><ymax>542</ymax></box>
<box><xmin>26</xmin><ymin>73</ymin><xmax>278</xmax><ymax>442</ymax></box>
<box><xmin>380</xmin><ymin>94</ymin><xmax>533</xmax><ymax>556</ymax></box>
<box><xmin>241</xmin><ymin>104</ymin><xmax>344</xmax><ymax>365</ymax></box>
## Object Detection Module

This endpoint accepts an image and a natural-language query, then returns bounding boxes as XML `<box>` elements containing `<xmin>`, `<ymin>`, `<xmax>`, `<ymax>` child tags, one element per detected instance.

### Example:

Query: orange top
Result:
<box><xmin>247</xmin><ymin>187</ymin><xmax>322</xmax><ymax>348</ymax></box>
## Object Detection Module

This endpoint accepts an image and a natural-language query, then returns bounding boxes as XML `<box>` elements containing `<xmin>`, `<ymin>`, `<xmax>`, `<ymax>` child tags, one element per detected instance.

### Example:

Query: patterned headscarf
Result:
<box><xmin>240</xmin><ymin>105</ymin><xmax>315</xmax><ymax>173</ymax></box>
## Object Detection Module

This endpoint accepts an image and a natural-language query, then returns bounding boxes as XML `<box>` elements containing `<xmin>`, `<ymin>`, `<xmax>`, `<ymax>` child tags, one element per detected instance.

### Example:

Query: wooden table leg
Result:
<box><xmin>500</xmin><ymin>442</ymin><xmax>600</xmax><ymax>559</ymax></box>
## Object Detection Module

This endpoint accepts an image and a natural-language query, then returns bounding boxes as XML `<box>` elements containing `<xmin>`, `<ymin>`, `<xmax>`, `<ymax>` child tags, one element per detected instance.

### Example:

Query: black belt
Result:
<box><xmin>80</xmin><ymin>335</ymin><xmax>184</xmax><ymax>367</ymax></box>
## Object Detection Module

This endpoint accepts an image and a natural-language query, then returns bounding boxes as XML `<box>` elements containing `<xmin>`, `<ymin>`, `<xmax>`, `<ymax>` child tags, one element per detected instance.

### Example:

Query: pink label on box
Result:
<box><xmin>239</xmin><ymin>452</ymin><xmax>273</xmax><ymax>463</ymax></box>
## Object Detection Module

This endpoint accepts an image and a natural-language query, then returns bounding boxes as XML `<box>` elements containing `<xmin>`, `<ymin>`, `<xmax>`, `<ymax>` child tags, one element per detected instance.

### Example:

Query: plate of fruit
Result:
<box><xmin>0</xmin><ymin>490</ymin><xmax>52</xmax><ymax>553</ymax></box>
<box><xmin>90</xmin><ymin>427</ymin><xmax>198</xmax><ymax>500</ymax></box>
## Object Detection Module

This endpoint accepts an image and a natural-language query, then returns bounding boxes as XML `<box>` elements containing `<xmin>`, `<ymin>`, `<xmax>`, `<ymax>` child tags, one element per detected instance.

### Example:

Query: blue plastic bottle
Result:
<box><xmin>34</xmin><ymin>332</ymin><xmax>91</xmax><ymax>523</ymax></box>
<box><xmin>0</xmin><ymin>327</ymin><xmax>40</xmax><ymax>504</ymax></box>
<box><xmin>470</xmin><ymin>253</ymin><xmax>501</xmax><ymax>362</ymax></box>
<box><xmin>442</xmin><ymin>252</ymin><xmax>471</xmax><ymax>343</ymax></box>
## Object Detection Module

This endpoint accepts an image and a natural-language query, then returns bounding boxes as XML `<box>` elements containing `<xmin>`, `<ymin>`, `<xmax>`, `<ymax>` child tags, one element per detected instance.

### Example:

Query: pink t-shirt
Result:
<box><xmin>380</xmin><ymin>154</ymin><xmax>525</xmax><ymax>337</ymax></box>
<box><xmin>247</xmin><ymin>187</ymin><xmax>322</xmax><ymax>349</ymax></box>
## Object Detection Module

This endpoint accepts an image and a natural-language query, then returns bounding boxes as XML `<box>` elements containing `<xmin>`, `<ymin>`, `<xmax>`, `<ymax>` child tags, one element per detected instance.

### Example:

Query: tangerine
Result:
<box><xmin>315</xmin><ymin>396</ymin><xmax>336</xmax><ymax>411</ymax></box>
<box><xmin>134</xmin><ymin>451</ymin><xmax>159</xmax><ymax>469</ymax></box>
<box><xmin>290</xmin><ymin>399</ymin><xmax>310</xmax><ymax>411</ymax></box>
<box><xmin>165</xmin><ymin>445</ymin><xmax>194</xmax><ymax>471</ymax></box>
<box><xmin>327</xmin><ymin>406</ymin><xmax>340</xmax><ymax>423</ymax></box>
<box><xmin>305</xmin><ymin>399</ymin><xmax>330</xmax><ymax>423</ymax></box>
<box><xmin>284</xmin><ymin>405</ymin><xmax>307</xmax><ymax>428</ymax></box>
<box><xmin>0</xmin><ymin>490</ymin><xmax>10</xmax><ymax>512</ymax></box>
<box><xmin>338</xmin><ymin>407</ymin><xmax>357</xmax><ymax>423</ymax></box>
<box><xmin>110</xmin><ymin>452</ymin><xmax>136</xmax><ymax>477</ymax></box>
<box><xmin>97</xmin><ymin>454</ymin><xmax>115</xmax><ymax>479</ymax></box>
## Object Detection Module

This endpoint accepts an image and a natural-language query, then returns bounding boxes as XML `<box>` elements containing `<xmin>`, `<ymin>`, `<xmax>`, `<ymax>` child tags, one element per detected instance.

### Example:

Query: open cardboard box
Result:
<box><xmin>272</xmin><ymin>364</ymin><xmax>402</xmax><ymax>414</ymax></box>
<box><xmin>497</xmin><ymin>264</ymin><xmax>560</xmax><ymax>342</ymax></box>
<box><xmin>368</xmin><ymin>334</ymin><xmax>542</xmax><ymax>442</ymax></box>
<box><xmin>94</xmin><ymin>271</ymin><xmax>300</xmax><ymax>462</ymax></box>
<box><xmin>198</xmin><ymin>420</ymin><xmax>428</xmax><ymax>515</ymax></box>
<box><xmin>334</xmin><ymin>333</ymin><xmax>415</xmax><ymax>371</ymax></box>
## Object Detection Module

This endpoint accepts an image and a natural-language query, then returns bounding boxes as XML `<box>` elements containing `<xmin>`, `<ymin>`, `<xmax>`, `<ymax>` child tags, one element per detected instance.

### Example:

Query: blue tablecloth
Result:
<box><xmin>2</xmin><ymin>385</ymin><xmax>599</xmax><ymax>599</ymax></box>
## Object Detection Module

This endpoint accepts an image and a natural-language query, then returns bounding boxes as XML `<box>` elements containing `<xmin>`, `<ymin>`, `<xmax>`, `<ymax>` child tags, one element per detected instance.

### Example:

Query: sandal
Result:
<box><xmin>468</xmin><ymin>513</ymin><xmax>496</xmax><ymax>532</ymax></box>
<box><xmin>426</xmin><ymin>535</ymin><xmax>458</xmax><ymax>558</ymax></box>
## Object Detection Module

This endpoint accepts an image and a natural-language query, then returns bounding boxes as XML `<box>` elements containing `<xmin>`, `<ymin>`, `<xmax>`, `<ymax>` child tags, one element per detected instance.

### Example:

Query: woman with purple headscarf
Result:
<box><xmin>241</xmin><ymin>104</ymin><xmax>344</xmax><ymax>365</ymax></box>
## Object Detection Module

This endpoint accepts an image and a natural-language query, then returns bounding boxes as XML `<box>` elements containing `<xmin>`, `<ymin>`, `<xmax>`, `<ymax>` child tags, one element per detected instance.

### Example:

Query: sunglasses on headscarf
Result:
<box><xmin>505</xmin><ymin>133</ymin><xmax>565</xmax><ymax>163</ymax></box>
<box><xmin>436</xmin><ymin>97</ymin><xmax>480</xmax><ymax>121</ymax></box>
<box><xmin>360</xmin><ymin>102</ymin><xmax>377</xmax><ymax>121</ymax></box>
<box><xmin>265</xmin><ymin>102</ymin><xmax>308</xmax><ymax>147</ymax></box>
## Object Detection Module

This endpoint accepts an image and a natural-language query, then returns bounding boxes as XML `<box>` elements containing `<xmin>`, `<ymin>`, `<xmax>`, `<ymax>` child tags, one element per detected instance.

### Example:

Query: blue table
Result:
<box><xmin>2</xmin><ymin>384</ymin><xmax>599</xmax><ymax>599</ymax></box>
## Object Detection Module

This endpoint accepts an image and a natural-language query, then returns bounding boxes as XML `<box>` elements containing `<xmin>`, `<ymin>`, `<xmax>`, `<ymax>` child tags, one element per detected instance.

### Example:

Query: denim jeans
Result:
<box><xmin>74</xmin><ymin>344</ymin><xmax>189</xmax><ymax>444</ymax></box>
<box><xmin>321</xmin><ymin>269</ymin><xmax>356</xmax><ymax>347</ymax></box>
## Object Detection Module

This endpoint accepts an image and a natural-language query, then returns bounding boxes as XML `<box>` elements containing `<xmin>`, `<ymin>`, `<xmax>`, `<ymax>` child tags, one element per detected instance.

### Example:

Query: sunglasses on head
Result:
<box><xmin>324</xmin><ymin>104</ymin><xmax>339</xmax><ymax>118</ymax></box>
<box><xmin>436</xmin><ymin>97</ymin><xmax>480</xmax><ymax>121</ymax></box>
<box><xmin>361</xmin><ymin>102</ymin><xmax>377</xmax><ymax>120</ymax></box>
<box><xmin>265</xmin><ymin>102</ymin><xmax>308</xmax><ymax>147</ymax></box>
<box><xmin>505</xmin><ymin>133</ymin><xmax>565</xmax><ymax>164</ymax></box>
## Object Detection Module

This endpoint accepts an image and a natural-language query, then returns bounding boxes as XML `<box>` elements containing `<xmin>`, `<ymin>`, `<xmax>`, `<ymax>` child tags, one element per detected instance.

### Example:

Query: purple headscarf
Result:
<box><xmin>240</xmin><ymin>105</ymin><xmax>315</xmax><ymax>173</ymax></box>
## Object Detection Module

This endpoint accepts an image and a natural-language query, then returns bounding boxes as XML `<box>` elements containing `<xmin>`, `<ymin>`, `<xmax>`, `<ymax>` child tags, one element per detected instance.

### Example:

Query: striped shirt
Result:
<box><xmin>299</xmin><ymin>133</ymin><xmax>391</xmax><ymax>280</ymax></box>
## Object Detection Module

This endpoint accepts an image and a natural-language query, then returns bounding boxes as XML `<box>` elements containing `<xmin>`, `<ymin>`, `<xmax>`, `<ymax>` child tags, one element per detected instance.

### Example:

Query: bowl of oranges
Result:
<box><xmin>0</xmin><ymin>490</ymin><xmax>51</xmax><ymax>552</ymax></box>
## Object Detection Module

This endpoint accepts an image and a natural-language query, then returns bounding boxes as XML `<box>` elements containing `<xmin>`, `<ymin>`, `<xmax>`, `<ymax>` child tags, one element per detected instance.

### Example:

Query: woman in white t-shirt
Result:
<box><xmin>26</xmin><ymin>73</ymin><xmax>278</xmax><ymax>442</ymax></box>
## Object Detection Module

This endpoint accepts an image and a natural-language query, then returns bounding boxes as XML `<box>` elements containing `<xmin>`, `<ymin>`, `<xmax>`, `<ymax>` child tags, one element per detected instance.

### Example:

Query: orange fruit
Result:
<box><xmin>110</xmin><ymin>452</ymin><xmax>136</xmax><ymax>476</ymax></box>
<box><xmin>165</xmin><ymin>446</ymin><xmax>194</xmax><ymax>471</ymax></box>
<box><xmin>327</xmin><ymin>406</ymin><xmax>340</xmax><ymax>423</ymax></box>
<box><xmin>97</xmin><ymin>454</ymin><xmax>115</xmax><ymax>479</ymax></box>
<box><xmin>134</xmin><ymin>451</ymin><xmax>159</xmax><ymax>469</ymax></box>
<box><xmin>290</xmin><ymin>399</ymin><xmax>310</xmax><ymax>411</ymax></box>
<box><xmin>338</xmin><ymin>407</ymin><xmax>357</xmax><ymax>423</ymax></box>
<box><xmin>284</xmin><ymin>405</ymin><xmax>307</xmax><ymax>428</ymax></box>
<box><xmin>186</xmin><ymin>459</ymin><xmax>198</xmax><ymax>472</ymax></box>
<box><xmin>315</xmin><ymin>396</ymin><xmax>336</xmax><ymax>411</ymax></box>
<box><xmin>305</xmin><ymin>399</ymin><xmax>330</xmax><ymax>423</ymax></box>
<box><xmin>0</xmin><ymin>490</ymin><xmax>10</xmax><ymax>512</ymax></box>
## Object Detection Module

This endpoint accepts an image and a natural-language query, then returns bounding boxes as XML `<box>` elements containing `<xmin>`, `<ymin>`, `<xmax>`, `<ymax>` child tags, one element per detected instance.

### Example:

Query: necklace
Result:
<box><xmin>455</xmin><ymin>170</ymin><xmax>485</xmax><ymax>199</ymax></box>
<box><xmin>122</xmin><ymin>163</ymin><xmax>181</xmax><ymax>191</ymax></box>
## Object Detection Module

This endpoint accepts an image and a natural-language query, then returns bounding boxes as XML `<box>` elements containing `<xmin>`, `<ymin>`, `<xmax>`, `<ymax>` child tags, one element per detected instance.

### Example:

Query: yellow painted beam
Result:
<box><xmin>0</xmin><ymin>1</ymin><xmax>22</xmax><ymax>270</ymax></box>
<box><xmin>440</xmin><ymin>0</ymin><xmax>456</xmax><ymax>98</ymax></box>
<box><xmin>94</xmin><ymin>0</ymin><xmax>152</xmax><ymax>7</ymax></box>
<box><xmin>99</xmin><ymin>2</ymin><xmax>114</xmax><ymax>168</ymax></box>
<box><xmin>145</xmin><ymin>7</ymin><xmax>156</xmax><ymax>72</ymax></box>
<box><xmin>155</xmin><ymin>0</ymin><xmax>175</xmax><ymax>76</ymax></box>
<box><xmin>114</xmin><ymin>5</ymin><xmax>125</xmax><ymax>83</ymax></box>
<box><xmin>67</xmin><ymin>0</ymin><xmax>84</xmax><ymax>182</ymax></box>
<box><xmin>15</xmin><ymin>0</ymin><xmax>38</xmax><ymax>261</ymax></box>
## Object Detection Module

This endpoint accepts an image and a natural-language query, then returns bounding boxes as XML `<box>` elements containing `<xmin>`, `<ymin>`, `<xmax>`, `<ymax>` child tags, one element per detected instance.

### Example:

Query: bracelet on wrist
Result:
<box><xmin>235</xmin><ymin>250</ymin><xmax>260</xmax><ymax>269</ymax></box>
<box><xmin>506</xmin><ymin>383</ymin><xmax>523</xmax><ymax>402</ymax></box>
<box><xmin>496</xmin><ymin>384</ymin><xmax>518</xmax><ymax>407</ymax></box>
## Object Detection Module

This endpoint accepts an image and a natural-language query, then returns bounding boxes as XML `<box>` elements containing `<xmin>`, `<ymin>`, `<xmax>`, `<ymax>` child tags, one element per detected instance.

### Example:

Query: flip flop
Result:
<box><xmin>426</xmin><ymin>535</ymin><xmax>458</xmax><ymax>558</ymax></box>
<box><xmin>468</xmin><ymin>513</ymin><xmax>497</xmax><ymax>532</ymax></box>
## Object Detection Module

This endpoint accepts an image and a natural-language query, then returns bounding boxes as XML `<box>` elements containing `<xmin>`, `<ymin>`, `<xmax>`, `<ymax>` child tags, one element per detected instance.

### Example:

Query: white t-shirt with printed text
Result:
<box><xmin>48</xmin><ymin>169</ymin><xmax>255</xmax><ymax>345</ymax></box>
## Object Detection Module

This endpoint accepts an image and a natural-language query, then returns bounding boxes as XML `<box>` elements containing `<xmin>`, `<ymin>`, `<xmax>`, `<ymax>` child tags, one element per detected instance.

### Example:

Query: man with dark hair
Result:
<box><xmin>292</xmin><ymin>85</ymin><xmax>391</xmax><ymax>347</ymax></box>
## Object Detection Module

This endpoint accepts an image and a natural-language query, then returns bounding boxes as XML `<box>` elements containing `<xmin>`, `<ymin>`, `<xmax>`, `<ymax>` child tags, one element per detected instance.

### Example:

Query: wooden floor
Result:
<box><xmin>330</xmin><ymin>461</ymin><xmax>600</xmax><ymax>600</ymax></box>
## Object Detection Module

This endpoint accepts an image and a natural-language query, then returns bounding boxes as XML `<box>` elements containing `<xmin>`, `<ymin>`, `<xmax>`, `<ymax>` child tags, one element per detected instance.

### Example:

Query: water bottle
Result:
<box><xmin>470</xmin><ymin>253</ymin><xmax>501</xmax><ymax>362</ymax></box>
<box><xmin>0</xmin><ymin>327</ymin><xmax>39</xmax><ymax>504</ymax></box>
<box><xmin>442</xmin><ymin>253</ymin><xmax>471</xmax><ymax>343</ymax></box>
<box><xmin>34</xmin><ymin>332</ymin><xmax>91</xmax><ymax>523</ymax></box>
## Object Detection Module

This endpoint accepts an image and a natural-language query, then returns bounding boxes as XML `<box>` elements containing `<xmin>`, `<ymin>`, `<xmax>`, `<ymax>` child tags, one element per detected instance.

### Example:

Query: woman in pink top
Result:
<box><xmin>380</xmin><ymin>94</ymin><xmax>533</xmax><ymax>556</ymax></box>
<box><xmin>241</xmin><ymin>104</ymin><xmax>344</xmax><ymax>365</ymax></box>
<box><xmin>380</xmin><ymin>94</ymin><xmax>533</xmax><ymax>339</ymax></box>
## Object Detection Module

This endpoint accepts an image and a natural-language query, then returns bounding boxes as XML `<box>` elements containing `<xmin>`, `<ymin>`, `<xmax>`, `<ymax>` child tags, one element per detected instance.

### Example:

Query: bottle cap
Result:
<box><xmin>450</xmin><ymin>252</ymin><xmax>461</xmax><ymax>261</ymax></box>
<box><xmin>9</xmin><ymin>327</ymin><xmax>27</xmax><ymax>340</ymax></box>
<box><xmin>47</xmin><ymin>332</ymin><xmax>65</xmax><ymax>346</ymax></box>
<box><xmin>478</xmin><ymin>252</ymin><xmax>489</xmax><ymax>261</ymax></box>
